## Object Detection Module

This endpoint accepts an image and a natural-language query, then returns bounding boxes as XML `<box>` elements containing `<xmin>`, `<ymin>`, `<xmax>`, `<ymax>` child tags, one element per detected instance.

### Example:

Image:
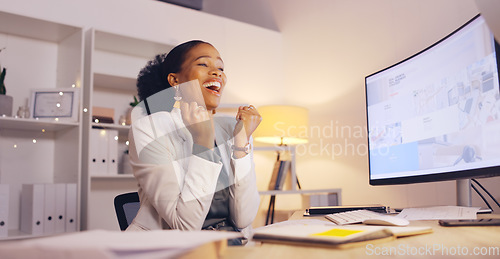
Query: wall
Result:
<box><xmin>0</xmin><ymin>0</ymin><xmax>284</xmax><ymax>108</ymax></box>
<box><xmin>267</xmin><ymin>0</ymin><xmax>500</xmax><ymax>210</ymax></box>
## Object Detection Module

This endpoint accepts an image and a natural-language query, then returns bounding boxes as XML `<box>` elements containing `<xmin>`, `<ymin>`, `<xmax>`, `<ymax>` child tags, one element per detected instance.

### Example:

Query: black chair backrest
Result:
<box><xmin>114</xmin><ymin>192</ymin><xmax>140</xmax><ymax>231</ymax></box>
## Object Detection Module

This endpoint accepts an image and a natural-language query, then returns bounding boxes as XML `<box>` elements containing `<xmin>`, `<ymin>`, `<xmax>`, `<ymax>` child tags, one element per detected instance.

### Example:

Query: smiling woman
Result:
<box><xmin>127</xmin><ymin>40</ymin><xmax>262</xmax><ymax>246</ymax></box>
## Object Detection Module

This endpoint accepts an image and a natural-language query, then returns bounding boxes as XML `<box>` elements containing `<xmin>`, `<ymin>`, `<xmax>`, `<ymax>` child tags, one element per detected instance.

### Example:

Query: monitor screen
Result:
<box><xmin>365</xmin><ymin>14</ymin><xmax>500</xmax><ymax>185</ymax></box>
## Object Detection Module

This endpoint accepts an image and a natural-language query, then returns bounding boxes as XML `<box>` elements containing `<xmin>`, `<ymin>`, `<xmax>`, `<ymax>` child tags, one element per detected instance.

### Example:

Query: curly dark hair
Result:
<box><xmin>136</xmin><ymin>40</ymin><xmax>210</xmax><ymax>101</ymax></box>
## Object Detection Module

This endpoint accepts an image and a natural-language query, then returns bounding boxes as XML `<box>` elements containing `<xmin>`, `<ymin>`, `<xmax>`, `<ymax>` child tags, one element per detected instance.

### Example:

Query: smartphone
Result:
<box><xmin>439</xmin><ymin>218</ymin><xmax>500</xmax><ymax>226</ymax></box>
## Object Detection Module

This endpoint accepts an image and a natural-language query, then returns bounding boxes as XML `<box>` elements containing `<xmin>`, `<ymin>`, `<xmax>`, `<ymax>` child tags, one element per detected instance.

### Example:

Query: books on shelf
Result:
<box><xmin>268</xmin><ymin>160</ymin><xmax>291</xmax><ymax>191</ymax></box>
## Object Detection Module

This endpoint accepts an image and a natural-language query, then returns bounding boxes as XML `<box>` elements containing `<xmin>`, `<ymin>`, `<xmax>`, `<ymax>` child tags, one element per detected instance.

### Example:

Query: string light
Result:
<box><xmin>83</xmin><ymin>108</ymin><xmax>88</xmax><ymax>113</ymax></box>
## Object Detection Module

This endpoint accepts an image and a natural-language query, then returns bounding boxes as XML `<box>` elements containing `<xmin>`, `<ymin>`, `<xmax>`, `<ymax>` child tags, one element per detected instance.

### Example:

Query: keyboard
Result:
<box><xmin>324</xmin><ymin>209</ymin><xmax>385</xmax><ymax>225</ymax></box>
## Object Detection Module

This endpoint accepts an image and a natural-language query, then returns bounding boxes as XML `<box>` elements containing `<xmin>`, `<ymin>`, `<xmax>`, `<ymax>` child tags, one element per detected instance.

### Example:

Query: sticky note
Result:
<box><xmin>311</xmin><ymin>228</ymin><xmax>363</xmax><ymax>237</ymax></box>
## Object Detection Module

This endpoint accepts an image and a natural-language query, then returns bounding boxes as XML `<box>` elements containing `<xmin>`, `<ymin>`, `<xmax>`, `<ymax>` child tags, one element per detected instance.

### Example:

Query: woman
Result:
<box><xmin>126</xmin><ymin>40</ymin><xmax>261</xmax><ymax>245</ymax></box>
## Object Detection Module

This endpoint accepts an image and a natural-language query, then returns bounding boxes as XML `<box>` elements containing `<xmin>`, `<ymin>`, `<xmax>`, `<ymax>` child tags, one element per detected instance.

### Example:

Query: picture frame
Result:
<box><xmin>30</xmin><ymin>88</ymin><xmax>79</xmax><ymax>122</ymax></box>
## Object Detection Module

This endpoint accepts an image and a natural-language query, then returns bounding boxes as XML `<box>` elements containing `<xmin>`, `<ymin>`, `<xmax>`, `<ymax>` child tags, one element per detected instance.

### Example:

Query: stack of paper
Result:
<box><xmin>0</xmin><ymin>229</ymin><xmax>240</xmax><ymax>259</ymax></box>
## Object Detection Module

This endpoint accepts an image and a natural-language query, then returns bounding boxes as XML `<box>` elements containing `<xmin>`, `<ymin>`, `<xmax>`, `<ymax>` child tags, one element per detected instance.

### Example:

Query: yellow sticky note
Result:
<box><xmin>311</xmin><ymin>228</ymin><xmax>364</xmax><ymax>238</ymax></box>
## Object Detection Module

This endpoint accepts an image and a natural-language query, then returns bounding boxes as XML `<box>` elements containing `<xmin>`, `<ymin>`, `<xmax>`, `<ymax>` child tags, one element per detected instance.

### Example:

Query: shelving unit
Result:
<box><xmin>0</xmin><ymin>11</ymin><xmax>83</xmax><ymax>240</ymax></box>
<box><xmin>81</xmin><ymin>28</ymin><xmax>175</xmax><ymax>230</ymax></box>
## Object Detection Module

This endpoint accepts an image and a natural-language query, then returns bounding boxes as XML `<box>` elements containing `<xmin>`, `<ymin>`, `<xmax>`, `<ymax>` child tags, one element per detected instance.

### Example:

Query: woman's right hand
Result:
<box><xmin>180</xmin><ymin>101</ymin><xmax>214</xmax><ymax>149</ymax></box>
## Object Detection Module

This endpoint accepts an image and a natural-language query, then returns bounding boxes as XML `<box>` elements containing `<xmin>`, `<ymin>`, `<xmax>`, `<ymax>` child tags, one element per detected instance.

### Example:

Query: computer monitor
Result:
<box><xmin>365</xmin><ymin>14</ymin><xmax>500</xmax><ymax>205</ymax></box>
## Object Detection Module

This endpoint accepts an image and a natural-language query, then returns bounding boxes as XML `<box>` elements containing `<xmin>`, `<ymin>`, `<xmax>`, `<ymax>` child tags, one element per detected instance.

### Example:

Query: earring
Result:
<box><xmin>174</xmin><ymin>85</ymin><xmax>182</xmax><ymax>101</ymax></box>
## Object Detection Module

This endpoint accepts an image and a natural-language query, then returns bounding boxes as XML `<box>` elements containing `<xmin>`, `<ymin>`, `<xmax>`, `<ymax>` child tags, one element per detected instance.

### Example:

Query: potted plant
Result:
<box><xmin>125</xmin><ymin>95</ymin><xmax>139</xmax><ymax>125</ymax></box>
<box><xmin>0</xmin><ymin>66</ymin><xmax>13</xmax><ymax>117</ymax></box>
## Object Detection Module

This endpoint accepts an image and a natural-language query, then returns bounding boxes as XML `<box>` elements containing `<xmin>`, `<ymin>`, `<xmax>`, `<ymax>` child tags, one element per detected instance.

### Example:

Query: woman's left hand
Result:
<box><xmin>233</xmin><ymin>105</ymin><xmax>262</xmax><ymax>144</ymax></box>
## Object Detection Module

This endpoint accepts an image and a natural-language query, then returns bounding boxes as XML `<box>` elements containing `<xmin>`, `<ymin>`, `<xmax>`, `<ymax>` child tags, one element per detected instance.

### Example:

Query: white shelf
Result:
<box><xmin>0</xmin><ymin>11</ymin><xmax>83</xmax><ymax>240</ymax></box>
<box><xmin>94</xmin><ymin>30</ymin><xmax>174</xmax><ymax>58</ymax></box>
<box><xmin>91</xmin><ymin>122</ymin><xmax>130</xmax><ymax>133</ymax></box>
<box><xmin>90</xmin><ymin>174</ymin><xmax>134</xmax><ymax>180</ymax></box>
<box><xmin>93</xmin><ymin>73</ymin><xmax>136</xmax><ymax>92</ymax></box>
<box><xmin>259</xmin><ymin>188</ymin><xmax>342</xmax><ymax>196</ymax></box>
<box><xmin>0</xmin><ymin>11</ymin><xmax>80</xmax><ymax>43</ymax></box>
<box><xmin>0</xmin><ymin>116</ymin><xmax>79</xmax><ymax>132</ymax></box>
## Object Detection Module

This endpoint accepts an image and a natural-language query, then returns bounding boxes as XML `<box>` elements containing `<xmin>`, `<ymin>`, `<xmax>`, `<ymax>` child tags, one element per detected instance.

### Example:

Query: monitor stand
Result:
<box><xmin>456</xmin><ymin>179</ymin><xmax>471</xmax><ymax>207</ymax></box>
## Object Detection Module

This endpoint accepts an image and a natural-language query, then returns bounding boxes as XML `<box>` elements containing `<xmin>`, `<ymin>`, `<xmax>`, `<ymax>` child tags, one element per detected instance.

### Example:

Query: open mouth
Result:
<box><xmin>203</xmin><ymin>81</ymin><xmax>221</xmax><ymax>96</ymax></box>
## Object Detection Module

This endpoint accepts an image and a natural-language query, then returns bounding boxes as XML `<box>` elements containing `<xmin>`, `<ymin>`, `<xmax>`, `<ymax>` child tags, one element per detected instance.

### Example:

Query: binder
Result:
<box><xmin>43</xmin><ymin>184</ymin><xmax>56</xmax><ymax>235</ymax></box>
<box><xmin>0</xmin><ymin>184</ymin><xmax>9</xmax><ymax>237</ymax></box>
<box><xmin>20</xmin><ymin>184</ymin><xmax>44</xmax><ymax>235</ymax></box>
<box><xmin>107</xmin><ymin>129</ymin><xmax>119</xmax><ymax>175</ymax></box>
<box><xmin>65</xmin><ymin>183</ymin><xmax>77</xmax><ymax>232</ymax></box>
<box><xmin>90</xmin><ymin>129</ymin><xmax>108</xmax><ymax>175</ymax></box>
<box><xmin>54</xmin><ymin>183</ymin><xmax>67</xmax><ymax>233</ymax></box>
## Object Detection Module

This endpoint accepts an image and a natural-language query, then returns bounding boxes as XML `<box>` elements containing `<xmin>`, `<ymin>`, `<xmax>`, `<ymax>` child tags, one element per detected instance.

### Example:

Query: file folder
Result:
<box><xmin>90</xmin><ymin>129</ymin><xmax>108</xmax><ymax>175</ymax></box>
<box><xmin>0</xmin><ymin>184</ymin><xmax>9</xmax><ymax>237</ymax></box>
<box><xmin>20</xmin><ymin>184</ymin><xmax>44</xmax><ymax>235</ymax></box>
<box><xmin>54</xmin><ymin>183</ymin><xmax>67</xmax><ymax>233</ymax></box>
<box><xmin>43</xmin><ymin>184</ymin><xmax>56</xmax><ymax>235</ymax></box>
<box><xmin>65</xmin><ymin>183</ymin><xmax>77</xmax><ymax>232</ymax></box>
<box><xmin>107</xmin><ymin>129</ymin><xmax>119</xmax><ymax>175</ymax></box>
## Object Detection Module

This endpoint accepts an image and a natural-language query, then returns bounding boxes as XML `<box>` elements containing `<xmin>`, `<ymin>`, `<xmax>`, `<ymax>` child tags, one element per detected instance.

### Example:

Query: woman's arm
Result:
<box><xmin>228</xmin><ymin>141</ymin><xmax>260</xmax><ymax>229</ymax></box>
<box><xmin>129</xmin><ymin>112</ymin><xmax>222</xmax><ymax>230</ymax></box>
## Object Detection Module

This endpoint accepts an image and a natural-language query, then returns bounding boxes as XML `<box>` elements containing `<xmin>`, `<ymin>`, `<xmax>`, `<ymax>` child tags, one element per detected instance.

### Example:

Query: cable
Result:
<box><xmin>472</xmin><ymin>178</ymin><xmax>500</xmax><ymax>208</ymax></box>
<box><xmin>471</xmin><ymin>182</ymin><xmax>493</xmax><ymax>211</ymax></box>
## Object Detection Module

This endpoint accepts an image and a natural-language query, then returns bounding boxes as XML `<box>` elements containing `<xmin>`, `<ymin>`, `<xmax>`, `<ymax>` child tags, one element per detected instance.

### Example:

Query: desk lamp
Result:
<box><xmin>253</xmin><ymin>105</ymin><xmax>309</xmax><ymax>224</ymax></box>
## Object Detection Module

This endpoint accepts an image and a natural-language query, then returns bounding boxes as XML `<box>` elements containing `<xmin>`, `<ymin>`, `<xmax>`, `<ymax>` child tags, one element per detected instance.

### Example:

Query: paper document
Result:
<box><xmin>0</xmin><ymin>229</ymin><xmax>241</xmax><ymax>259</ymax></box>
<box><xmin>396</xmin><ymin>206</ymin><xmax>480</xmax><ymax>220</ymax></box>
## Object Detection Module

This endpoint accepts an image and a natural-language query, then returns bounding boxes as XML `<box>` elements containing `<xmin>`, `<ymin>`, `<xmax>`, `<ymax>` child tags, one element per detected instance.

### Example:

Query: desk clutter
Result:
<box><xmin>0</xmin><ymin>183</ymin><xmax>78</xmax><ymax>238</ymax></box>
<box><xmin>0</xmin><ymin>229</ymin><xmax>240</xmax><ymax>259</ymax></box>
<box><xmin>252</xmin><ymin>219</ymin><xmax>432</xmax><ymax>248</ymax></box>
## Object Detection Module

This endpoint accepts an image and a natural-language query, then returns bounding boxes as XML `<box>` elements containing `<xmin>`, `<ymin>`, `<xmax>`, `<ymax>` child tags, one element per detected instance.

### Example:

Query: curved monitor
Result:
<box><xmin>365</xmin><ymin>14</ymin><xmax>500</xmax><ymax>185</ymax></box>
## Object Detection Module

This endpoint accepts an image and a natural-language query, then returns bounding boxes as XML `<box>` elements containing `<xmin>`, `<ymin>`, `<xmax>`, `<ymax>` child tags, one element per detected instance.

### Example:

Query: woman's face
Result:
<box><xmin>172</xmin><ymin>43</ymin><xmax>227</xmax><ymax>111</ymax></box>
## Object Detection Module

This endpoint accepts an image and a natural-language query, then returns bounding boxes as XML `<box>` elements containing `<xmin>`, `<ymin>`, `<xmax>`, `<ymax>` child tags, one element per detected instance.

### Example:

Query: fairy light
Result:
<box><xmin>32</xmin><ymin>139</ymin><xmax>37</xmax><ymax>144</ymax></box>
<box><xmin>59</xmin><ymin>91</ymin><xmax>64</xmax><ymax>96</ymax></box>
<box><xmin>125</xmin><ymin>141</ymin><xmax>129</xmax><ymax>146</ymax></box>
<box><xmin>114</xmin><ymin>136</ymin><xmax>118</xmax><ymax>141</ymax></box>
<box><xmin>83</xmin><ymin>108</ymin><xmax>88</xmax><ymax>113</ymax></box>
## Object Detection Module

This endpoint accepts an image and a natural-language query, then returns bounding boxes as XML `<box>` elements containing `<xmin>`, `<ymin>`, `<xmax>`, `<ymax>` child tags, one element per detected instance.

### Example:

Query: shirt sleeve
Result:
<box><xmin>129</xmin><ymin>113</ymin><xmax>223</xmax><ymax>231</ymax></box>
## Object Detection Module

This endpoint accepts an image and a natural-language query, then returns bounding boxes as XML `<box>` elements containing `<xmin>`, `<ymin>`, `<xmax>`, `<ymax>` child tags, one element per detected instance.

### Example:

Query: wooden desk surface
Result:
<box><xmin>224</xmin><ymin>211</ymin><xmax>500</xmax><ymax>258</ymax></box>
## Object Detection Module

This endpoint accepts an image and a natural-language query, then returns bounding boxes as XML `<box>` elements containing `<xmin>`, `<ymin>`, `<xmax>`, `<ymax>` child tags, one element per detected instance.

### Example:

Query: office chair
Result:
<box><xmin>114</xmin><ymin>192</ymin><xmax>140</xmax><ymax>231</ymax></box>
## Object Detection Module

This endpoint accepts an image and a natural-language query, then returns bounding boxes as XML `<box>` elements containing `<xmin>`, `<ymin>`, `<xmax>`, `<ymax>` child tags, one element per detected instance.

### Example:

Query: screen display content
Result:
<box><xmin>365</xmin><ymin>15</ymin><xmax>500</xmax><ymax>185</ymax></box>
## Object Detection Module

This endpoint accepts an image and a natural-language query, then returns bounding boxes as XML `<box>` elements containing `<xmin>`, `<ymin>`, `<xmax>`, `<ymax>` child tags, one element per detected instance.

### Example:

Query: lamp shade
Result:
<box><xmin>254</xmin><ymin>105</ymin><xmax>309</xmax><ymax>145</ymax></box>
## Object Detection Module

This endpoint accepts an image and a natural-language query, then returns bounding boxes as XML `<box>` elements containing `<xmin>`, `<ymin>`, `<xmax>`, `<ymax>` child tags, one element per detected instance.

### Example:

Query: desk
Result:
<box><xmin>224</xmin><ymin>211</ymin><xmax>500</xmax><ymax>258</ymax></box>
